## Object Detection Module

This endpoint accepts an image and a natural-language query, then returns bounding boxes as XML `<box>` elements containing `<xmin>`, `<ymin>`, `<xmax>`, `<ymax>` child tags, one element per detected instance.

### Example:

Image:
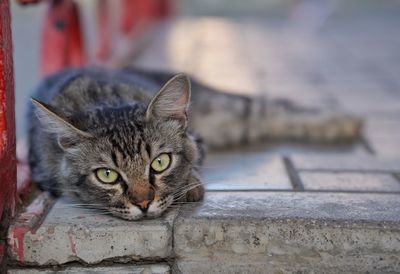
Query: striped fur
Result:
<box><xmin>29</xmin><ymin>67</ymin><xmax>361</xmax><ymax>220</ymax></box>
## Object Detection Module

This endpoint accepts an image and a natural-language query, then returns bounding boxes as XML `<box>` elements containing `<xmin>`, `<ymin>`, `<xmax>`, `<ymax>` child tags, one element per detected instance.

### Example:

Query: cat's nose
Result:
<box><xmin>130</xmin><ymin>186</ymin><xmax>155</xmax><ymax>213</ymax></box>
<box><xmin>135</xmin><ymin>200</ymin><xmax>152</xmax><ymax>212</ymax></box>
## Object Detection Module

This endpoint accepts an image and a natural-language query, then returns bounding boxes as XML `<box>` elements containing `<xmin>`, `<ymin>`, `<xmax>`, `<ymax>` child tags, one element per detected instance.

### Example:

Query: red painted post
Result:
<box><xmin>119</xmin><ymin>0</ymin><xmax>138</xmax><ymax>35</ymax></box>
<box><xmin>16</xmin><ymin>0</ymin><xmax>42</xmax><ymax>4</ymax></box>
<box><xmin>0</xmin><ymin>0</ymin><xmax>17</xmax><ymax>271</ymax></box>
<box><xmin>95</xmin><ymin>0</ymin><xmax>112</xmax><ymax>62</ymax></box>
<box><xmin>67</xmin><ymin>1</ymin><xmax>85</xmax><ymax>67</ymax></box>
<box><xmin>156</xmin><ymin>0</ymin><xmax>172</xmax><ymax>18</ymax></box>
<box><xmin>41</xmin><ymin>0</ymin><xmax>86</xmax><ymax>77</ymax></box>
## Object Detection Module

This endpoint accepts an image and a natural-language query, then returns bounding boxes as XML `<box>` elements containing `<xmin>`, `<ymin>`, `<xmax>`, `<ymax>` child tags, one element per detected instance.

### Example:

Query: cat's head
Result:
<box><xmin>32</xmin><ymin>74</ymin><xmax>202</xmax><ymax>220</ymax></box>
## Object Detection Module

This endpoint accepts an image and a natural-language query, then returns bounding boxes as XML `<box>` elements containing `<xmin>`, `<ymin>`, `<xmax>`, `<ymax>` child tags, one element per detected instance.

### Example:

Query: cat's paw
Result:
<box><xmin>186</xmin><ymin>184</ymin><xmax>204</xmax><ymax>202</ymax></box>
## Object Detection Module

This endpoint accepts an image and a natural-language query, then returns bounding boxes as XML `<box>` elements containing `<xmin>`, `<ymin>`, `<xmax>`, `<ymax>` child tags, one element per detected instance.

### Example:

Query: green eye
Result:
<box><xmin>151</xmin><ymin>153</ymin><xmax>171</xmax><ymax>173</ymax></box>
<box><xmin>96</xmin><ymin>168</ymin><xmax>119</xmax><ymax>183</ymax></box>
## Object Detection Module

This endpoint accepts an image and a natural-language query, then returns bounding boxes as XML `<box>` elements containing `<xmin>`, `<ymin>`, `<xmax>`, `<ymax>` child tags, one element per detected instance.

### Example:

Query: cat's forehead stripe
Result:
<box><xmin>111</xmin><ymin>151</ymin><xmax>119</xmax><ymax>168</ymax></box>
<box><xmin>136</xmin><ymin>139</ymin><xmax>142</xmax><ymax>154</ymax></box>
<box><xmin>145</xmin><ymin>143</ymin><xmax>151</xmax><ymax>158</ymax></box>
<box><xmin>141</xmin><ymin>140</ymin><xmax>151</xmax><ymax>162</ymax></box>
<box><xmin>109</xmin><ymin>135</ymin><xmax>129</xmax><ymax>158</ymax></box>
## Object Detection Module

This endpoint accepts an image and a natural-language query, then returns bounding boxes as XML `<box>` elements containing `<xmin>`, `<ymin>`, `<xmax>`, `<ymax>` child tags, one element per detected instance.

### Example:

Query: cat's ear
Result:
<box><xmin>31</xmin><ymin>98</ymin><xmax>93</xmax><ymax>150</ymax></box>
<box><xmin>146</xmin><ymin>74</ymin><xmax>191</xmax><ymax>127</ymax></box>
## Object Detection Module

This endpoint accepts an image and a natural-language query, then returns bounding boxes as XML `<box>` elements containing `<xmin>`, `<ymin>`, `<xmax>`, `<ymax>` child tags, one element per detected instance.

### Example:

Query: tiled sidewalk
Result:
<box><xmin>134</xmin><ymin>16</ymin><xmax>400</xmax><ymax>191</ymax></box>
<box><xmin>8</xmin><ymin>17</ymin><xmax>400</xmax><ymax>273</ymax></box>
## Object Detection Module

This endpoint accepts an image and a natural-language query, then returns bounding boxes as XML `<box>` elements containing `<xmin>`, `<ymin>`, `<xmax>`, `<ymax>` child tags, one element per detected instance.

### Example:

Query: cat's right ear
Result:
<box><xmin>31</xmin><ymin>98</ymin><xmax>93</xmax><ymax>150</ymax></box>
<box><xmin>146</xmin><ymin>74</ymin><xmax>191</xmax><ymax>128</ymax></box>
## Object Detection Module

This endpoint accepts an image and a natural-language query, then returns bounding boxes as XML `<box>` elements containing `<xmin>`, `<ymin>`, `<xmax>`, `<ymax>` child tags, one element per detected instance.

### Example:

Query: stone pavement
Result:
<box><xmin>7</xmin><ymin>16</ymin><xmax>400</xmax><ymax>273</ymax></box>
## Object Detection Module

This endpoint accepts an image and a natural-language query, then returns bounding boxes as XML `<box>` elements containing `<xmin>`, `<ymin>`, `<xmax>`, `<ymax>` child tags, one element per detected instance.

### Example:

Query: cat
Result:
<box><xmin>29</xmin><ymin>67</ymin><xmax>361</xmax><ymax>220</ymax></box>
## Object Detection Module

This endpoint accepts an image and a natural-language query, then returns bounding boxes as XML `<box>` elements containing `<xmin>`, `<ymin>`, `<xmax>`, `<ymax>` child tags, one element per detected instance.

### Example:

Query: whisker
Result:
<box><xmin>171</xmin><ymin>201</ymin><xmax>203</xmax><ymax>204</ymax></box>
<box><xmin>172</xmin><ymin>184</ymin><xmax>201</xmax><ymax>195</ymax></box>
<box><xmin>172</xmin><ymin>182</ymin><xmax>202</xmax><ymax>195</ymax></box>
<box><xmin>174</xmin><ymin>181</ymin><xmax>204</xmax><ymax>191</ymax></box>
<box><xmin>172</xmin><ymin>188</ymin><xmax>201</xmax><ymax>202</ymax></box>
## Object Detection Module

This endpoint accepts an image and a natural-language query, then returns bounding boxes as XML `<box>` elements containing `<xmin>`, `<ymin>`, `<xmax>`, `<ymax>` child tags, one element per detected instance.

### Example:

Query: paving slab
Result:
<box><xmin>368</xmin><ymin>138</ymin><xmax>400</xmax><ymax>158</ymax></box>
<box><xmin>202</xmin><ymin>143</ymin><xmax>371</xmax><ymax>191</ymax></box>
<box><xmin>364</xmin><ymin>118</ymin><xmax>400</xmax><ymax>157</ymax></box>
<box><xmin>8</xmin><ymin>198</ymin><xmax>177</xmax><ymax>266</ymax></box>
<box><xmin>290</xmin><ymin>155</ymin><xmax>400</xmax><ymax>172</ymax></box>
<box><xmin>174</xmin><ymin>191</ymin><xmax>400</xmax><ymax>273</ymax></box>
<box><xmin>203</xmin><ymin>151</ymin><xmax>292</xmax><ymax>191</ymax></box>
<box><xmin>8</xmin><ymin>264</ymin><xmax>170</xmax><ymax>274</ymax></box>
<box><xmin>300</xmin><ymin>171</ymin><xmax>400</xmax><ymax>192</ymax></box>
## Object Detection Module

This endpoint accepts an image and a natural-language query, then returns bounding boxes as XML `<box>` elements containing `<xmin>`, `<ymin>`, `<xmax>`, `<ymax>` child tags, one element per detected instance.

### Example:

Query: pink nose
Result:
<box><xmin>134</xmin><ymin>199</ymin><xmax>152</xmax><ymax>211</ymax></box>
<box><xmin>130</xmin><ymin>186</ymin><xmax>155</xmax><ymax>212</ymax></box>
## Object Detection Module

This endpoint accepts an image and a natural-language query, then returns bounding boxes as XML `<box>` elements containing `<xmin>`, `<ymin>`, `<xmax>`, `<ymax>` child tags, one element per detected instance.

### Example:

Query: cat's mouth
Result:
<box><xmin>109</xmin><ymin>195</ymin><xmax>174</xmax><ymax>220</ymax></box>
<box><xmin>108</xmin><ymin>209</ymin><xmax>159</xmax><ymax>221</ymax></box>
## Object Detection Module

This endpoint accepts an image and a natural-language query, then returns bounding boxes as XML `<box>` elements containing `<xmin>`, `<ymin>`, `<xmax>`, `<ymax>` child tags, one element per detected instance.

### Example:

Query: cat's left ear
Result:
<box><xmin>146</xmin><ymin>74</ymin><xmax>191</xmax><ymax>128</ymax></box>
<box><xmin>31</xmin><ymin>98</ymin><xmax>93</xmax><ymax>150</ymax></box>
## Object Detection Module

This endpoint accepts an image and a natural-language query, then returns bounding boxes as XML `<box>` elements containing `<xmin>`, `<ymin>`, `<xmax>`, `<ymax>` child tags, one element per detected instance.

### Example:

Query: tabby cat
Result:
<box><xmin>29</xmin><ymin>67</ymin><xmax>361</xmax><ymax>220</ymax></box>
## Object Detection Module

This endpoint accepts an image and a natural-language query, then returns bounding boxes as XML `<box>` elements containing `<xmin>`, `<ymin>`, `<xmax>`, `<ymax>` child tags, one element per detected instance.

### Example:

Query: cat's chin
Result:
<box><xmin>114</xmin><ymin>210</ymin><xmax>164</xmax><ymax>221</ymax></box>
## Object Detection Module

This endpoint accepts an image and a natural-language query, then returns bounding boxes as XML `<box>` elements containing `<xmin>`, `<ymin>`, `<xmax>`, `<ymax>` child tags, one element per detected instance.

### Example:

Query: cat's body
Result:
<box><xmin>29</xmin><ymin>67</ymin><xmax>361</xmax><ymax>220</ymax></box>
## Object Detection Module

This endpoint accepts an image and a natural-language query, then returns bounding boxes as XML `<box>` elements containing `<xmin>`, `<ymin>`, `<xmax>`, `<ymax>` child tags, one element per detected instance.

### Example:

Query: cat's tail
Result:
<box><xmin>190</xmin><ymin>88</ymin><xmax>362</xmax><ymax>149</ymax></box>
<box><xmin>258</xmin><ymin>99</ymin><xmax>362</xmax><ymax>144</ymax></box>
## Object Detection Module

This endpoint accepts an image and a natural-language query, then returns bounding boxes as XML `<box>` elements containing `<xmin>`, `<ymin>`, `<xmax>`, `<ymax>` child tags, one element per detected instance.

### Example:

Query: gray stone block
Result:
<box><xmin>8</xmin><ymin>264</ymin><xmax>170</xmax><ymax>274</ymax></box>
<box><xmin>364</xmin><ymin>118</ymin><xmax>400</xmax><ymax>157</ymax></box>
<box><xmin>204</xmin><ymin>152</ymin><xmax>292</xmax><ymax>191</ymax></box>
<box><xmin>291</xmin><ymin>155</ymin><xmax>400</xmax><ymax>172</ymax></box>
<box><xmin>8</xmin><ymin>198</ymin><xmax>177</xmax><ymax>266</ymax></box>
<box><xmin>174</xmin><ymin>192</ymin><xmax>400</xmax><ymax>273</ymax></box>
<box><xmin>300</xmin><ymin>171</ymin><xmax>400</xmax><ymax>192</ymax></box>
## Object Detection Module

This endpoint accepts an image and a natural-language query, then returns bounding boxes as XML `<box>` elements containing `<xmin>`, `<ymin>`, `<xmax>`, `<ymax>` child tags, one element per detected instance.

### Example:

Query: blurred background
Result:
<box><xmin>11</xmin><ymin>0</ymin><xmax>400</xmax><ymax>160</ymax></box>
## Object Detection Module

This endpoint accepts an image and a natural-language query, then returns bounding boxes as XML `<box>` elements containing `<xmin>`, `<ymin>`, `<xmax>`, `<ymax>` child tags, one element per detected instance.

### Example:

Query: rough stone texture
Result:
<box><xmin>300</xmin><ymin>172</ymin><xmax>400</xmax><ymax>192</ymax></box>
<box><xmin>174</xmin><ymin>258</ymin><xmax>399</xmax><ymax>274</ymax></box>
<box><xmin>204</xmin><ymin>151</ymin><xmax>292</xmax><ymax>190</ymax></box>
<box><xmin>8</xmin><ymin>264</ymin><xmax>170</xmax><ymax>274</ymax></box>
<box><xmin>178</xmin><ymin>191</ymin><xmax>400</xmax><ymax>229</ymax></box>
<box><xmin>174</xmin><ymin>192</ymin><xmax>400</xmax><ymax>273</ymax></box>
<box><xmin>8</xmin><ymin>198</ymin><xmax>177</xmax><ymax>266</ymax></box>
